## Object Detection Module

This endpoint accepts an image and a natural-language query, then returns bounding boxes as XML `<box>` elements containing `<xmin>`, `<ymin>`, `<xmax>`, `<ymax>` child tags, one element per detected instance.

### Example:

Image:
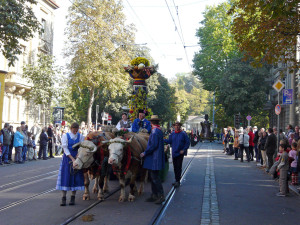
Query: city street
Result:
<box><xmin>0</xmin><ymin>142</ymin><xmax>300</xmax><ymax>225</ymax></box>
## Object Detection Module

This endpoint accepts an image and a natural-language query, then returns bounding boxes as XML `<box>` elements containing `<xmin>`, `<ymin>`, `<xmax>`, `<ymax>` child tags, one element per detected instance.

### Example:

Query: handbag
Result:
<box><xmin>269</xmin><ymin>160</ymin><xmax>280</xmax><ymax>176</ymax></box>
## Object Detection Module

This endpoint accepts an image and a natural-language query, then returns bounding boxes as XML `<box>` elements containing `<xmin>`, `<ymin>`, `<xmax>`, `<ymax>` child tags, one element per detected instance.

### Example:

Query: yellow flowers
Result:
<box><xmin>130</xmin><ymin>57</ymin><xmax>150</xmax><ymax>67</ymax></box>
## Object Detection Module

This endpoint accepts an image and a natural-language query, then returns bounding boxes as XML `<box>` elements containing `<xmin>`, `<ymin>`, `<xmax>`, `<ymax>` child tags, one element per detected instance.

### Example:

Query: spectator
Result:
<box><xmin>286</xmin><ymin>124</ymin><xmax>294</xmax><ymax>139</ymax></box>
<box><xmin>8</xmin><ymin>126</ymin><xmax>14</xmax><ymax>162</ymax></box>
<box><xmin>288</xmin><ymin>133</ymin><xmax>295</xmax><ymax>147</ymax></box>
<box><xmin>27</xmin><ymin>132</ymin><xmax>34</xmax><ymax>160</ymax></box>
<box><xmin>1</xmin><ymin>123</ymin><xmax>12</xmax><ymax>164</ymax></box>
<box><xmin>289</xmin><ymin>142</ymin><xmax>298</xmax><ymax>185</ymax></box>
<box><xmin>32</xmin><ymin>135</ymin><xmax>37</xmax><ymax>160</ymax></box>
<box><xmin>20</xmin><ymin>121</ymin><xmax>28</xmax><ymax>162</ymax></box>
<box><xmin>141</xmin><ymin>115</ymin><xmax>165</xmax><ymax>204</ymax></box>
<box><xmin>265</xmin><ymin>128</ymin><xmax>277</xmax><ymax>172</ymax></box>
<box><xmin>14</xmin><ymin>127</ymin><xmax>24</xmax><ymax>164</ymax></box>
<box><xmin>226</xmin><ymin>127</ymin><xmax>234</xmax><ymax>155</ymax></box>
<box><xmin>55</xmin><ymin>131</ymin><xmax>63</xmax><ymax>156</ymax></box>
<box><xmin>233</xmin><ymin>131</ymin><xmax>240</xmax><ymax>160</ymax></box>
<box><xmin>39</xmin><ymin>127</ymin><xmax>49</xmax><ymax>160</ymax></box>
<box><xmin>294</xmin><ymin>126</ymin><xmax>299</xmax><ymax>142</ymax></box>
<box><xmin>253</xmin><ymin>126</ymin><xmax>259</xmax><ymax>162</ymax></box>
<box><xmin>248</xmin><ymin>127</ymin><xmax>255</xmax><ymax>161</ymax></box>
<box><xmin>239</xmin><ymin>129</ymin><xmax>250</xmax><ymax>162</ymax></box>
<box><xmin>259</xmin><ymin>131</ymin><xmax>268</xmax><ymax>168</ymax></box>
<box><xmin>47</xmin><ymin>124</ymin><xmax>54</xmax><ymax>158</ymax></box>
<box><xmin>279</xmin><ymin>129</ymin><xmax>287</xmax><ymax>141</ymax></box>
<box><xmin>276</xmin><ymin>144</ymin><xmax>289</xmax><ymax>197</ymax></box>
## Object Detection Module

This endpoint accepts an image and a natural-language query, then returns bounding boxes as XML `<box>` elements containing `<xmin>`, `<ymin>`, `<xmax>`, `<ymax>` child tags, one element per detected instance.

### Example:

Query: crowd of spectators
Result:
<box><xmin>222</xmin><ymin>124</ymin><xmax>300</xmax><ymax>197</ymax></box>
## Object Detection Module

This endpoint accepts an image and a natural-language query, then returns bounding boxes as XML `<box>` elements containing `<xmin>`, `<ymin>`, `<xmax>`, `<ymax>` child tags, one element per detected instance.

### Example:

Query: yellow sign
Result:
<box><xmin>272</xmin><ymin>80</ymin><xmax>285</xmax><ymax>92</ymax></box>
<box><xmin>0</xmin><ymin>70</ymin><xmax>6</xmax><ymax>127</ymax></box>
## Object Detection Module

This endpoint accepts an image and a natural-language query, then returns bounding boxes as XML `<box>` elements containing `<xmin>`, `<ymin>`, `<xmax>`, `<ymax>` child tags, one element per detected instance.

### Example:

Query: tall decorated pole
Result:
<box><xmin>123</xmin><ymin>57</ymin><xmax>157</xmax><ymax>121</ymax></box>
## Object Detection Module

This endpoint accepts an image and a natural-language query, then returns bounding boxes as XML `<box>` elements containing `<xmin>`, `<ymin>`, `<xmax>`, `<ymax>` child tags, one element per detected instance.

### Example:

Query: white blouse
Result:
<box><xmin>62</xmin><ymin>132</ymin><xmax>84</xmax><ymax>156</ymax></box>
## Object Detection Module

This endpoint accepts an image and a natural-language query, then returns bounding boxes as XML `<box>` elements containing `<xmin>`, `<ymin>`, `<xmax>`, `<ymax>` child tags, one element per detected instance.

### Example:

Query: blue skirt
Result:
<box><xmin>56</xmin><ymin>154</ymin><xmax>84</xmax><ymax>191</ymax></box>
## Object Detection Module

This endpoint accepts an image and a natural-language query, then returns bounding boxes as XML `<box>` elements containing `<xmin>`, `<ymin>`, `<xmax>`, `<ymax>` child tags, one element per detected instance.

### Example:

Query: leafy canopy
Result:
<box><xmin>0</xmin><ymin>0</ymin><xmax>41</xmax><ymax>66</ymax></box>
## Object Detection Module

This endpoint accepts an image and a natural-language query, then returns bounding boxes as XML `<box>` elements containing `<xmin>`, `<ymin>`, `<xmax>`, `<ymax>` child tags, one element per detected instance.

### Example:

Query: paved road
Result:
<box><xmin>0</xmin><ymin>142</ymin><xmax>299</xmax><ymax>225</ymax></box>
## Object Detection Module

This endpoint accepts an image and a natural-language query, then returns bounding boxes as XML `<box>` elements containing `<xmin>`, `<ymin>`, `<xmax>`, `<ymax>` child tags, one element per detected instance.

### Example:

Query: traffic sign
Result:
<box><xmin>283</xmin><ymin>89</ymin><xmax>293</xmax><ymax>104</ymax></box>
<box><xmin>246</xmin><ymin>115</ymin><xmax>252</xmax><ymax>121</ymax></box>
<box><xmin>108</xmin><ymin>115</ymin><xmax>112</xmax><ymax>121</ymax></box>
<box><xmin>272</xmin><ymin>80</ymin><xmax>285</xmax><ymax>92</ymax></box>
<box><xmin>275</xmin><ymin>104</ymin><xmax>281</xmax><ymax>115</ymax></box>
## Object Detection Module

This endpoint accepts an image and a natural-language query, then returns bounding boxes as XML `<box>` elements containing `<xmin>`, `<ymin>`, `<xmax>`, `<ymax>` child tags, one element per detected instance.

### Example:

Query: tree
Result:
<box><xmin>0</xmin><ymin>0</ymin><xmax>41</xmax><ymax>66</ymax></box>
<box><xmin>65</xmin><ymin>0</ymin><xmax>136</xmax><ymax>125</ymax></box>
<box><xmin>193</xmin><ymin>2</ymin><xmax>272</xmax><ymax>127</ymax></box>
<box><xmin>229</xmin><ymin>0</ymin><xmax>300</xmax><ymax>67</ymax></box>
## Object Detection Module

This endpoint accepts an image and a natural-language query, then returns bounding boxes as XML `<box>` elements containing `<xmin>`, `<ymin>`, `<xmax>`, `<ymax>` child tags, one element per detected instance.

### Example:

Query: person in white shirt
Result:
<box><xmin>56</xmin><ymin>122</ymin><xmax>85</xmax><ymax>206</ymax></box>
<box><xmin>239</xmin><ymin>129</ymin><xmax>250</xmax><ymax>162</ymax></box>
<box><xmin>116</xmin><ymin>112</ymin><xmax>132</xmax><ymax>131</ymax></box>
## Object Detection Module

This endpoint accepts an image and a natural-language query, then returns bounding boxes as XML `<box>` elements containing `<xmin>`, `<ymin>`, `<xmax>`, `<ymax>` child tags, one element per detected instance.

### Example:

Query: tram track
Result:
<box><xmin>60</xmin><ymin>143</ymin><xmax>204</xmax><ymax>225</ymax></box>
<box><xmin>149</xmin><ymin>142</ymin><xmax>205</xmax><ymax>225</ymax></box>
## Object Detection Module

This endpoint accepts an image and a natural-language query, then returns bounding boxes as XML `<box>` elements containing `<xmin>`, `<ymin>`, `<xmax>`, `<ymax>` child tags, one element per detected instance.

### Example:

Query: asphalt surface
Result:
<box><xmin>0</xmin><ymin>142</ymin><xmax>300</xmax><ymax>225</ymax></box>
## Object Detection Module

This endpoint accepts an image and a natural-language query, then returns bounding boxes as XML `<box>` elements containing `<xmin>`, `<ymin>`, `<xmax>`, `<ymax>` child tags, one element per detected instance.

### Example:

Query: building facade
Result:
<box><xmin>0</xmin><ymin>0</ymin><xmax>59</xmax><ymax>129</ymax></box>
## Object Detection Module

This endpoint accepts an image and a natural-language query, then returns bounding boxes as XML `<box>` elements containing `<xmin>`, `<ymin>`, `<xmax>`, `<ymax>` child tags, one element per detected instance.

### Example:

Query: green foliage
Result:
<box><xmin>229</xmin><ymin>0</ymin><xmax>300</xmax><ymax>68</ymax></box>
<box><xmin>23</xmin><ymin>54</ymin><xmax>61</xmax><ymax>105</ymax></box>
<box><xmin>193</xmin><ymin>2</ymin><xmax>272</xmax><ymax>129</ymax></box>
<box><xmin>65</xmin><ymin>0</ymin><xmax>136</xmax><ymax>124</ymax></box>
<box><xmin>148</xmin><ymin>74</ymin><xmax>177</xmax><ymax>124</ymax></box>
<box><xmin>0</xmin><ymin>0</ymin><xmax>41</xmax><ymax>66</ymax></box>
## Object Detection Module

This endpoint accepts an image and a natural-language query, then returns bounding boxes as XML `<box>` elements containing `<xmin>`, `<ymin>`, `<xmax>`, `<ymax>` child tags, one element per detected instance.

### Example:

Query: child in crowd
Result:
<box><xmin>276</xmin><ymin>144</ymin><xmax>289</xmax><ymax>197</ymax></box>
<box><xmin>233</xmin><ymin>132</ymin><xmax>239</xmax><ymax>160</ymax></box>
<box><xmin>289</xmin><ymin>142</ymin><xmax>298</xmax><ymax>185</ymax></box>
<box><xmin>32</xmin><ymin>135</ymin><xmax>37</xmax><ymax>160</ymax></box>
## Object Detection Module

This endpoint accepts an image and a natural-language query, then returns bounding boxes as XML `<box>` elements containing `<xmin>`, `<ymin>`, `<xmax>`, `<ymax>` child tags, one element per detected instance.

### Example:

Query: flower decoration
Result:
<box><xmin>123</xmin><ymin>57</ymin><xmax>158</xmax><ymax>81</ymax></box>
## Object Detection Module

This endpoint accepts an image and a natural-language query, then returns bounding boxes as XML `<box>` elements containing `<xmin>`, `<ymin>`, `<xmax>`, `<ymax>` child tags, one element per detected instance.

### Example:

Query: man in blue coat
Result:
<box><xmin>140</xmin><ymin>115</ymin><xmax>165</xmax><ymax>204</ymax></box>
<box><xmin>132</xmin><ymin>110</ymin><xmax>151</xmax><ymax>133</ymax></box>
<box><xmin>164</xmin><ymin>121</ymin><xmax>190</xmax><ymax>188</ymax></box>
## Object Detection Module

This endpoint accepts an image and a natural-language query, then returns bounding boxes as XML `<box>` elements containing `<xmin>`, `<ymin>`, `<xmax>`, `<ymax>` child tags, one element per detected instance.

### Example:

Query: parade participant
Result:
<box><xmin>131</xmin><ymin>110</ymin><xmax>151</xmax><ymax>133</ymax></box>
<box><xmin>164</xmin><ymin>121</ymin><xmax>190</xmax><ymax>188</ymax></box>
<box><xmin>116</xmin><ymin>112</ymin><xmax>132</xmax><ymax>131</ymax></box>
<box><xmin>276</xmin><ymin>144</ymin><xmax>289</xmax><ymax>197</ymax></box>
<box><xmin>13</xmin><ymin>127</ymin><xmax>24</xmax><ymax>164</ymax></box>
<box><xmin>56</xmin><ymin>122</ymin><xmax>85</xmax><ymax>206</ymax></box>
<box><xmin>140</xmin><ymin>115</ymin><xmax>165</xmax><ymax>204</ymax></box>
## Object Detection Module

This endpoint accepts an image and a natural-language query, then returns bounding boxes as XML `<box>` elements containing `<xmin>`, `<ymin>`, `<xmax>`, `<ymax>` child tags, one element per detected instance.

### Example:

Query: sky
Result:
<box><xmin>53</xmin><ymin>0</ymin><xmax>225</xmax><ymax>79</ymax></box>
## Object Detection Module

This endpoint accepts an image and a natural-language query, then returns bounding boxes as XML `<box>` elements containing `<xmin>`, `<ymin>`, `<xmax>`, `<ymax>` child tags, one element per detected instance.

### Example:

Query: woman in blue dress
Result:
<box><xmin>56</xmin><ymin>122</ymin><xmax>84</xmax><ymax>206</ymax></box>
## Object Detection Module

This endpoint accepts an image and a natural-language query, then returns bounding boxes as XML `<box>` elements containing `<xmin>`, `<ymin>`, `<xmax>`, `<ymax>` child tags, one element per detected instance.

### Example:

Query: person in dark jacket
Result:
<box><xmin>265</xmin><ymin>128</ymin><xmax>277</xmax><ymax>171</ymax></box>
<box><xmin>8</xmin><ymin>126</ymin><xmax>14</xmax><ymax>162</ymax></box>
<box><xmin>164</xmin><ymin>121</ymin><xmax>190</xmax><ymax>188</ymax></box>
<box><xmin>1</xmin><ymin>123</ymin><xmax>12</xmax><ymax>164</ymax></box>
<box><xmin>140</xmin><ymin>115</ymin><xmax>165</xmax><ymax>204</ymax></box>
<box><xmin>39</xmin><ymin>127</ymin><xmax>49</xmax><ymax>160</ymax></box>
<box><xmin>47</xmin><ymin>124</ymin><xmax>54</xmax><ymax>158</ymax></box>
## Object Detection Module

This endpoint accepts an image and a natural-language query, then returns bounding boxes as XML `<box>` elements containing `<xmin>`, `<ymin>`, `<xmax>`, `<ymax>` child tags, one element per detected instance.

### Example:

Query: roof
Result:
<box><xmin>44</xmin><ymin>0</ymin><xmax>59</xmax><ymax>9</ymax></box>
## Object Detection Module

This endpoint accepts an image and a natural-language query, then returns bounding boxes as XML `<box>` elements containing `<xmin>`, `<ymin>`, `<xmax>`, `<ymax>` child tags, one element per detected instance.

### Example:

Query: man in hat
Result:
<box><xmin>132</xmin><ymin>110</ymin><xmax>151</xmax><ymax>133</ymax></box>
<box><xmin>116</xmin><ymin>112</ymin><xmax>132</xmax><ymax>131</ymax></box>
<box><xmin>140</xmin><ymin>115</ymin><xmax>165</xmax><ymax>204</ymax></box>
<box><xmin>164</xmin><ymin>121</ymin><xmax>190</xmax><ymax>188</ymax></box>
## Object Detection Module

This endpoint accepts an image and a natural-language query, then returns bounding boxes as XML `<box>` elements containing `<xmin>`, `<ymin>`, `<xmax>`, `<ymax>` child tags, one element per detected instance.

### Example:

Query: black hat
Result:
<box><xmin>21</xmin><ymin>121</ymin><xmax>26</xmax><ymax>125</ymax></box>
<box><xmin>121</xmin><ymin>112</ymin><xmax>128</xmax><ymax>116</ymax></box>
<box><xmin>173</xmin><ymin>121</ymin><xmax>182</xmax><ymax>126</ymax></box>
<box><xmin>138</xmin><ymin>109</ymin><xmax>146</xmax><ymax>114</ymax></box>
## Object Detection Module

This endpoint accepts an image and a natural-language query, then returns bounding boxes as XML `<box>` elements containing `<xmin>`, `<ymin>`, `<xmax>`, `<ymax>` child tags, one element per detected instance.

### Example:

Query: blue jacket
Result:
<box><xmin>132</xmin><ymin>118</ymin><xmax>151</xmax><ymax>133</ymax></box>
<box><xmin>143</xmin><ymin>128</ymin><xmax>165</xmax><ymax>170</ymax></box>
<box><xmin>13</xmin><ymin>131</ymin><xmax>24</xmax><ymax>147</ymax></box>
<box><xmin>164</xmin><ymin>131</ymin><xmax>190</xmax><ymax>158</ymax></box>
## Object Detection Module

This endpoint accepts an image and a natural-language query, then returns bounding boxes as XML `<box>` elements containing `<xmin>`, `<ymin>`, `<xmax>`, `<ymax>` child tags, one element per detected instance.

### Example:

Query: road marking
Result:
<box><xmin>0</xmin><ymin>188</ymin><xmax>56</xmax><ymax>212</ymax></box>
<box><xmin>201</xmin><ymin>146</ymin><xmax>220</xmax><ymax>225</ymax></box>
<box><xmin>0</xmin><ymin>170</ymin><xmax>59</xmax><ymax>189</ymax></box>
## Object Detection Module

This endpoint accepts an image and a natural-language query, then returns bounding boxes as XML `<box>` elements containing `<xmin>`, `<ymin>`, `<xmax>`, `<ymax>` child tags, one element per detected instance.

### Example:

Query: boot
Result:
<box><xmin>155</xmin><ymin>195</ymin><xmax>165</xmax><ymax>204</ymax></box>
<box><xmin>69</xmin><ymin>195</ymin><xmax>75</xmax><ymax>205</ymax></box>
<box><xmin>60</xmin><ymin>197</ymin><xmax>66</xmax><ymax>206</ymax></box>
<box><xmin>145</xmin><ymin>194</ymin><xmax>158</xmax><ymax>202</ymax></box>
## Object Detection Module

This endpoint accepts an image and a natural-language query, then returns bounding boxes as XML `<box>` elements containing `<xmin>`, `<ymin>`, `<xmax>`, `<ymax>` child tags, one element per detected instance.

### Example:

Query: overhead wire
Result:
<box><xmin>164</xmin><ymin>0</ymin><xmax>192</xmax><ymax>71</ymax></box>
<box><xmin>123</xmin><ymin>0</ymin><xmax>167</xmax><ymax>59</ymax></box>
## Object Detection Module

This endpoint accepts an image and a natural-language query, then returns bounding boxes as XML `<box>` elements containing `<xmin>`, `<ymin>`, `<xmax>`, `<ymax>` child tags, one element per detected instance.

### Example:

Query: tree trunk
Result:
<box><xmin>87</xmin><ymin>88</ymin><xmax>95</xmax><ymax>129</ymax></box>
